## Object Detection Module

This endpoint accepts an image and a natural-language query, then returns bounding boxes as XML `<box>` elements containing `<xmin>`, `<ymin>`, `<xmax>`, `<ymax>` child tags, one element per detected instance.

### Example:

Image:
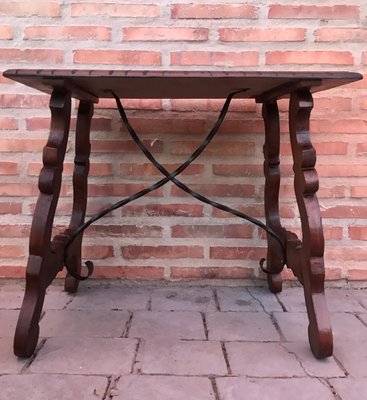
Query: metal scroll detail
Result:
<box><xmin>64</xmin><ymin>91</ymin><xmax>286</xmax><ymax>280</ymax></box>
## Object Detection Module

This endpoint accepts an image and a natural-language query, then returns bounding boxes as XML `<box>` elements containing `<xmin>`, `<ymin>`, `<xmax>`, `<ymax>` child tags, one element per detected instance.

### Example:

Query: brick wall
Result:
<box><xmin>0</xmin><ymin>1</ymin><xmax>366</xmax><ymax>282</ymax></box>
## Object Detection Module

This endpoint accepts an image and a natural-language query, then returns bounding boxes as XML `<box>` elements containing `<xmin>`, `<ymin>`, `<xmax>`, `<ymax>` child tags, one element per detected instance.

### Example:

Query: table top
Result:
<box><xmin>3</xmin><ymin>69</ymin><xmax>362</xmax><ymax>101</ymax></box>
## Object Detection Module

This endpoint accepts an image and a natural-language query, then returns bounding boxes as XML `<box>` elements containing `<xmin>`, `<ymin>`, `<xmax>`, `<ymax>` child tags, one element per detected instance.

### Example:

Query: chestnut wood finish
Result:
<box><xmin>4</xmin><ymin>69</ymin><xmax>361</xmax><ymax>359</ymax></box>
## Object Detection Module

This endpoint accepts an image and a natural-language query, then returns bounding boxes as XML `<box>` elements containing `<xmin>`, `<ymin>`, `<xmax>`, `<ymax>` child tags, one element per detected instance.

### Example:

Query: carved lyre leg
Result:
<box><xmin>14</xmin><ymin>89</ymin><xmax>71</xmax><ymax>357</ymax></box>
<box><xmin>262</xmin><ymin>101</ymin><xmax>284</xmax><ymax>293</ymax></box>
<box><xmin>64</xmin><ymin>101</ymin><xmax>93</xmax><ymax>293</ymax></box>
<box><xmin>288</xmin><ymin>88</ymin><xmax>333</xmax><ymax>358</ymax></box>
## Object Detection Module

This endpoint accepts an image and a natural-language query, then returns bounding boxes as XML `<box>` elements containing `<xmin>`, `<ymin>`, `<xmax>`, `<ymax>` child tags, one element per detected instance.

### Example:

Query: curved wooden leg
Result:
<box><xmin>289</xmin><ymin>88</ymin><xmax>333</xmax><ymax>358</ymax></box>
<box><xmin>14</xmin><ymin>89</ymin><xmax>71</xmax><ymax>357</ymax></box>
<box><xmin>262</xmin><ymin>101</ymin><xmax>284</xmax><ymax>293</ymax></box>
<box><xmin>64</xmin><ymin>101</ymin><xmax>93</xmax><ymax>293</ymax></box>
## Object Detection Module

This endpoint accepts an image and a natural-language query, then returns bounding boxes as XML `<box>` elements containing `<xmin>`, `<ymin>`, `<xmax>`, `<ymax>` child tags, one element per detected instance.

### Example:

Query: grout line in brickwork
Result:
<box><xmin>20</xmin><ymin>338</ymin><xmax>47</xmax><ymax>373</ymax></box>
<box><xmin>212</xmin><ymin>289</ymin><xmax>221</xmax><ymax>311</ymax></box>
<box><xmin>201</xmin><ymin>312</ymin><xmax>209</xmax><ymax>340</ymax></box>
<box><xmin>122</xmin><ymin>312</ymin><xmax>134</xmax><ymax>338</ymax></box>
<box><xmin>209</xmin><ymin>377</ymin><xmax>221</xmax><ymax>400</ymax></box>
<box><xmin>220</xmin><ymin>341</ymin><xmax>232</xmax><ymax>376</ymax></box>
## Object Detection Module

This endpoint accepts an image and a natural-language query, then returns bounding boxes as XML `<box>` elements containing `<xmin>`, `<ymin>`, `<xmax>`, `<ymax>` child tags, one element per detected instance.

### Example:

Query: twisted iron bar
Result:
<box><xmin>64</xmin><ymin>90</ymin><xmax>286</xmax><ymax>280</ymax></box>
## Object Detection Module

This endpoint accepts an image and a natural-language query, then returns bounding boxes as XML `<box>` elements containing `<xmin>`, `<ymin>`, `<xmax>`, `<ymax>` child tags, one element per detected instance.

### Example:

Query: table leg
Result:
<box><xmin>262</xmin><ymin>101</ymin><xmax>285</xmax><ymax>293</ymax></box>
<box><xmin>64</xmin><ymin>101</ymin><xmax>93</xmax><ymax>293</ymax></box>
<box><xmin>14</xmin><ymin>89</ymin><xmax>71</xmax><ymax>357</ymax></box>
<box><xmin>288</xmin><ymin>88</ymin><xmax>333</xmax><ymax>358</ymax></box>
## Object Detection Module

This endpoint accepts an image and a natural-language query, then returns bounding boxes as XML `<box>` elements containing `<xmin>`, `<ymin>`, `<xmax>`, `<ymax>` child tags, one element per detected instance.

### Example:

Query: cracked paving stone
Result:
<box><xmin>0</xmin><ymin>310</ymin><xmax>18</xmax><ymax>337</ymax></box>
<box><xmin>247</xmin><ymin>287</ymin><xmax>283</xmax><ymax>312</ymax></box>
<box><xmin>329</xmin><ymin>377</ymin><xmax>367</xmax><ymax>400</ymax></box>
<box><xmin>216</xmin><ymin>377</ymin><xmax>335</xmax><ymax>400</ymax></box>
<box><xmin>0</xmin><ymin>374</ymin><xmax>108</xmax><ymax>400</ymax></box>
<box><xmin>216</xmin><ymin>287</ymin><xmax>263</xmax><ymax>312</ymax></box>
<box><xmin>333</xmin><ymin>341</ymin><xmax>367</xmax><ymax>377</ymax></box>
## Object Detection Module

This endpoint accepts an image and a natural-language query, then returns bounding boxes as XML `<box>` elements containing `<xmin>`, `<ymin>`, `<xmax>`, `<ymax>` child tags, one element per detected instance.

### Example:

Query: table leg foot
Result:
<box><xmin>262</xmin><ymin>101</ymin><xmax>284</xmax><ymax>292</ymax></box>
<box><xmin>14</xmin><ymin>89</ymin><xmax>71</xmax><ymax>357</ymax></box>
<box><xmin>288</xmin><ymin>88</ymin><xmax>333</xmax><ymax>358</ymax></box>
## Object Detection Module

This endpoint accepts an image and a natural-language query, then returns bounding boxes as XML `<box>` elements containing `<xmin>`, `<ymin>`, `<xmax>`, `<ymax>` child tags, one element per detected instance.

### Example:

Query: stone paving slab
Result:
<box><xmin>115</xmin><ymin>375</ymin><xmax>215</xmax><ymax>400</ymax></box>
<box><xmin>0</xmin><ymin>284</ymin><xmax>23</xmax><ymax>309</ymax></box>
<box><xmin>333</xmin><ymin>340</ymin><xmax>367</xmax><ymax>377</ymax></box>
<box><xmin>0</xmin><ymin>310</ymin><xmax>18</xmax><ymax>337</ymax></box>
<box><xmin>129</xmin><ymin>311</ymin><xmax>205</xmax><ymax>340</ymax></box>
<box><xmin>273</xmin><ymin>312</ymin><xmax>367</xmax><ymax>343</ymax></box>
<box><xmin>137</xmin><ymin>339</ymin><xmax>227</xmax><ymax>375</ymax></box>
<box><xmin>0</xmin><ymin>374</ymin><xmax>108</xmax><ymax>400</ymax></box>
<box><xmin>216</xmin><ymin>377</ymin><xmax>335</xmax><ymax>400</ymax></box>
<box><xmin>151</xmin><ymin>288</ymin><xmax>217</xmax><ymax>311</ymax></box>
<box><xmin>330</xmin><ymin>377</ymin><xmax>367</xmax><ymax>400</ymax></box>
<box><xmin>29</xmin><ymin>337</ymin><xmax>137</xmax><ymax>375</ymax></box>
<box><xmin>40</xmin><ymin>310</ymin><xmax>129</xmax><ymax>337</ymax></box>
<box><xmin>0</xmin><ymin>337</ymin><xmax>27</xmax><ymax>374</ymax></box>
<box><xmin>67</xmin><ymin>287</ymin><xmax>151</xmax><ymax>310</ymax></box>
<box><xmin>247</xmin><ymin>286</ymin><xmax>284</xmax><ymax>312</ymax></box>
<box><xmin>225</xmin><ymin>342</ymin><xmax>305</xmax><ymax>377</ymax></box>
<box><xmin>206</xmin><ymin>312</ymin><xmax>280</xmax><ymax>341</ymax></box>
<box><xmin>216</xmin><ymin>287</ymin><xmax>263</xmax><ymax>312</ymax></box>
<box><xmin>282</xmin><ymin>342</ymin><xmax>345</xmax><ymax>377</ymax></box>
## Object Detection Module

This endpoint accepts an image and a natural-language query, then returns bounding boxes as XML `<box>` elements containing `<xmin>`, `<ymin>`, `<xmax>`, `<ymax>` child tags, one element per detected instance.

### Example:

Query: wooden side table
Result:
<box><xmin>3</xmin><ymin>69</ymin><xmax>362</xmax><ymax>359</ymax></box>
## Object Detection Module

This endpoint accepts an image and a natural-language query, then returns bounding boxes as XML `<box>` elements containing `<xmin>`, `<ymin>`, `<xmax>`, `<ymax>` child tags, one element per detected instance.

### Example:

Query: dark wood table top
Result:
<box><xmin>3</xmin><ymin>69</ymin><xmax>362</xmax><ymax>101</ymax></box>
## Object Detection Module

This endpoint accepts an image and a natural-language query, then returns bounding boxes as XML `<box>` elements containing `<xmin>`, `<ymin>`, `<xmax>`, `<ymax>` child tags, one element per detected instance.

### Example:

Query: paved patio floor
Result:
<box><xmin>0</xmin><ymin>280</ymin><xmax>367</xmax><ymax>399</ymax></box>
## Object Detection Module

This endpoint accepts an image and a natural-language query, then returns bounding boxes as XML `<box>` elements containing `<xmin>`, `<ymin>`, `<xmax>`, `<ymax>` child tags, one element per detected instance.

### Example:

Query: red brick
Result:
<box><xmin>363</xmin><ymin>52</ymin><xmax>367</xmax><ymax>65</ymax></box>
<box><xmin>219</xmin><ymin>28</ymin><xmax>305</xmax><ymax>42</ymax></box>
<box><xmin>120</xmin><ymin>163</ymin><xmax>204</xmax><ymax>177</ymax></box>
<box><xmin>0</xmin><ymin>162</ymin><xmax>18</xmax><ymax>175</ymax></box>
<box><xmin>321</xmin><ymin>206</ymin><xmax>367</xmax><ymax>218</ymax></box>
<box><xmin>96</xmin><ymin>98</ymin><xmax>162</xmax><ymax>110</ymax></box>
<box><xmin>171</xmin><ymin>184</ymin><xmax>255</xmax><ymax>198</ymax></box>
<box><xmin>74</xmin><ymin>50</ymin><xmax>161</xmax><ymax>66</ymax></box>
<box><xmin>88</xmin><ymin>184</ymin><xmax>163</xmax><ymax>197</ymax></box>
<box><xmin>210</xmin><ymin>246</ymin><xmax>266</xmax><ymax>260</ymax></box>
<box><xmin>347</xmin><ymin>269</ymin><xmax>367</xmax><ymax>281</ymax></box>
<box><xmin>0</xmin><ymin>224</ymin><xmax>29</xmax><ymax>237</ymax></box>
<box><xmin>360</xmin><ymin>97</ymin><xmax>367</xmax><ymax>110</ymax></box>
<box><xmin>356</xmin><ymin>143</ymin><xmax>367</xmax><ymax>155</ymax></box>
<box><xmin>93</xmin><ymin>265</ymin><xmax>165</xmax><ymax>280</ymax></box>
<box><xmin>171</xmin><ymin>51</ymin><xmax>259</xmax><ymax>67</ymax></box>
<box><xmin>123</xmin><ymin>27</ymin><xmax>208</xmax><ymax>41</ymax></box>
<box><xmin>85</xmin><ymin>225</ymin><xmax>163</xmax><ymax>238</ymax></box>
<box><xmin>24</xmin><ymin>26</ymin><xmax>111</xmax><ymax>41</ymax></box>
<box><xmin>171</xmin><ymin>4</ymin><xmax>257</xmax><ymax>19</ymax></box>
<box><xmin>170</xmin><ymin>141</ymin><xmax>255</xmax><ymax>156</ymax></box>
<box><xmin>308</xmin><ymin>142</ymin><xmax>348</xmax><ymax>156</ymax></box>
<box><xmin>170</xmin><ymin>98</ymin><xmax>256</xmax><ymax>113</ymax></box>
<box><xmin>323</xmin><ymin>227</ymin><xmax>343</xmax><ymax>240</ymax></box>
<box><xmin>351</xmin><ymin>186</ymin><xmax>367</xmax><ymax>198</ymax></box>
<box><xmin>268</xmin><ymin>4</ymin><xmax>360</xmax><ymax>20</ymax></box>
<box><xmin>0</xmin><ymin>48</ymin><xmax>63</xmax><ymax>63</ymax></box>
<box><xmin>71</xmin><ymin>3</ymin><xmax>159</xmax><ymax>18</ymax></box>
<box><xmin>212</xmin><ymin>204</ymin><xmax>295</xmax><ymax>219</ymax></box>
<box><xmin>0</xmin><ymin>183</ymin><xmax>38</xmax><ymax>196</ymax></box>
<box><xmin>0</xmin><ymin>245</ymin><xmax>24</xmax><ymax>258</ymax></box>
<box><xmin>122</xmin><ymin>245</ymin><xmax>204</xmax><ymax>259</ymax></box>
<box><xmin>0</xmin><ymin>117</ymin><xmax>17</xmax><ymax>130</ymax></box>
<box><xmin>171</xmin><ymin>224</ymin><xmax>253</xmax><ymax>238</ymax></box>
<box><xmin>349</xmin><ymin>226</ymin><xmax>367</xmax><ymax>240</ymax></box>
<box><xmin>315</xmin><ymin>28</ymin><xmax>367</xmax><ymax>42</ymax></box>
<box><xmin>83</xmin><ymin>245</ymin><xmax>114</xmax><ymax>259</ymax></box>
<box><xmin>122</xmin><ymin>204</ymin><xmax>204</xmax><ymax>217</ymax></box>
<box><xmin>170</xmin><ymin>266</ymin><xmax>254</xmax><ymax>280</ymax></box>
<box><xmin>0</xmin><ymin>202</ymin><xmax>22</xmax><ymax>214</ymax></box>
<box><xmin>28</xmin><ymin>162</ymin><xmax>112</xmax><ymax>177</ymax></box>
<box><xmin>311</xmin><ymin>119</ymin><xmax>367</xmax><ymax>134</ymax></box>
<box><xmin>0</xmin><ymin>139</ymin><xmax>45</xmax><ymax>152</ymax></box>
<box><xmin>266</xmin><ymin>51</ymin><xmax>354</xmax><ymax>65</ymax></box>
<box><xmin>91</xmin><ymin>140</ymin><xmax>163</xmax><ymax>153</ymax></box>
<box><xmin>0</xmin><ymin>266</ymin><xmax>25</xmax><ymax>278</ymax></box>
<box><xmin>326</xmin><ymin>247</ymin><xmax>367</xmax><ymax>261</ymax></box>
<box><xmin>313</xmin><ymin>97</ymin><xmax>352</xmax><ymax>112</ymax></box>
<box><xmin>126</xmin><ymin>117</ymin><xmax>205</xmax><ymax>135</ymax></box>
<box><xmin>0</xmin><ymin>25</ymin><xmax>12</xmax><ymax>39</ymax></box>
<box><xmin>0</xmin><ymin>94</ymin><xmax>49</xmax><ymax>109</ymax></box>
<box><xmin>318</xmin><ymin>164</ymin><xmax>367</xmax><ymax>177</ymax></box>
<box><xmin>213</xmin><ymin>164</ymin><xmax>263</xmax><ymax>177</ymax></box>
<box><xmin>0</xmin><ymin>2</ymin><xmax>60</xmax><ymax>17</ymax></box>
